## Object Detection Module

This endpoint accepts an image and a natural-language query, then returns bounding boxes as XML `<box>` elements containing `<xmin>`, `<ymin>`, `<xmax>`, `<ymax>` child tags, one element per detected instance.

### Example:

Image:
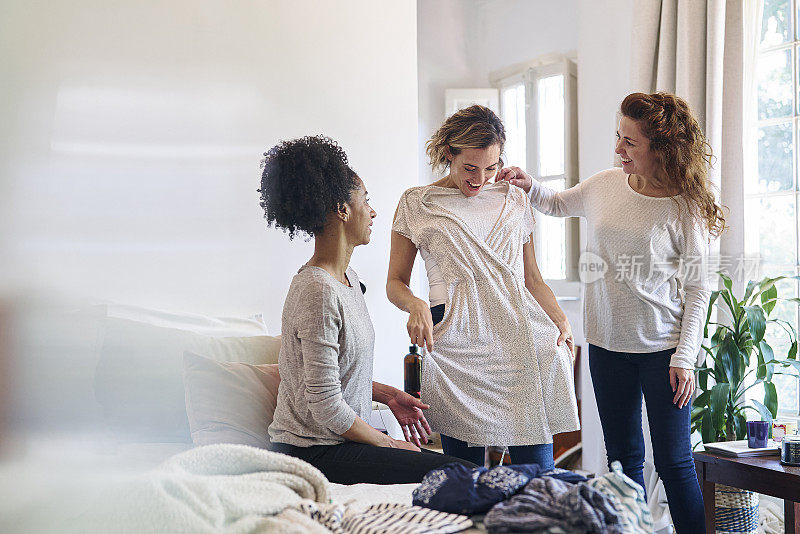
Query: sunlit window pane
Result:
<box><xmin>537</xmin><ymin>75</ymin><xmax>564</xmax><ymax>177</ymax></box>
<box><xmin>539</xmin><ymin>178</ymin><xmax>566</xmax><ymax>280</ymax></box>
<box><xmin>761</xmin><ymin>0</ymin><xmax>790</xmax><ymax>46</ymax></box>
<box><xmin>748</xmin><ymin>122</ymin><xmax>794</xmax><ymax>193</ymax></box>
<box><xmin>745</xmin><ymin>195</ymin><xmax>797</xmax><ymax>266</ymax></box>
<box><xmin>501</xmin><ymin>83</ymin><xmax>526</xmax><ymax>171</ymax></box>
<box><xmin>757</xmin><ymin>49</ymin><xmax>792</xmax><ymax>119</ymax></box>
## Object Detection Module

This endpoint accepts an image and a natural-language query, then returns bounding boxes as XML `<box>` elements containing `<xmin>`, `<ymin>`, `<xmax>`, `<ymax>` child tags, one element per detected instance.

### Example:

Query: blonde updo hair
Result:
<box><xmin>426</xmin><ymin>105</ymin><xmax>506</xmax><ymax>174</ymax></box>
<box><xmin>620</xmin><ymin>92</ymin><xmax>726</xmax><ymax>238</ymax></box>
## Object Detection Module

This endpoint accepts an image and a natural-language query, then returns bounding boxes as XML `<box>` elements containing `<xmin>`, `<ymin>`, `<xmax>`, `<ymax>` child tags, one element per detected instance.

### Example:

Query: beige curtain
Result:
<box><xmin>632</xmin><ymin>0</ymin><xmax>730</xmax><ymax>189</ymax></box>
<box><xmin>632</xmin><ymin>0</ymin><xmax>746</xmax><ymax>282</ymax></box>
<box><xmin>629</xmin><ymin>2</ymin><xmax>745</xmax><ymax>528</ymax></box>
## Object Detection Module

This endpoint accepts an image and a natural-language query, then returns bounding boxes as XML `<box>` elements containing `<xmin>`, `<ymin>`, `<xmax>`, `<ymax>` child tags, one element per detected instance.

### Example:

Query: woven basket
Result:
<box><xmin>715</xmin><ymin>484</ymin><xmax>759</xmax><ymax>534</ymax></box>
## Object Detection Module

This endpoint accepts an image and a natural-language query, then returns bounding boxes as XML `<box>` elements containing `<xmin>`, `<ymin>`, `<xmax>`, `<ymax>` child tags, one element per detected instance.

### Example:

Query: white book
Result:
<box><xmin>702</xmin><ymin>439</ymin><xmax>780</xmax><ymax>457</ymax></box>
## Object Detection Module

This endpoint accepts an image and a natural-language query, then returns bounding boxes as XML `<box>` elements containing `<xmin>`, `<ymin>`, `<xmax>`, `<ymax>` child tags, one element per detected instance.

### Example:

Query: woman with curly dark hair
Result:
<box><xmin>260</xmin><ymin>135</ymin><xmax>475</xmax><ymax>484</ymax></box>
<box><xmin>499</xmin><ymin>92</ymin><xmax>723</xmax><ymax>532</ymax></box>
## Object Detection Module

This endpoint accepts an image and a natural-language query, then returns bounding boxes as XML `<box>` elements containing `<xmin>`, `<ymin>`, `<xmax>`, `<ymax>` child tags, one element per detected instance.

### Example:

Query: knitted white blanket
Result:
<box><xmin>80</xmin><ymin>444</ymin><xmax>331</xmax><ymax>533</ymax></box>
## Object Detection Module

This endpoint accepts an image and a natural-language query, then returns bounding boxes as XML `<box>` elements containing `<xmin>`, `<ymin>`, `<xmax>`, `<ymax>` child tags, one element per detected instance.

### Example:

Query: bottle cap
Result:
<box><xmin>409</xmin><ymin>344</ymin><xmax>418</xmax><ymax>353</ymax></box>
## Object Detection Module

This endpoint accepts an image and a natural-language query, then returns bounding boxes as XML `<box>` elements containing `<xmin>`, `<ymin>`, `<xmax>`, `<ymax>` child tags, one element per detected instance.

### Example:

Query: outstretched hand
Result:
<box><xmin>386</xmin><ymin>390</ymin><xmax>432</xmax><ymax>447</ymax></box>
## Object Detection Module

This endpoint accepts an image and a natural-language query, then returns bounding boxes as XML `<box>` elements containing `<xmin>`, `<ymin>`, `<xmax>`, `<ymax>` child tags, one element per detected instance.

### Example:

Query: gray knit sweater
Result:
<box><xmin>268</xmin><ymin>265</ymin><xmax>375</xmax><ymax>447</ymax></box>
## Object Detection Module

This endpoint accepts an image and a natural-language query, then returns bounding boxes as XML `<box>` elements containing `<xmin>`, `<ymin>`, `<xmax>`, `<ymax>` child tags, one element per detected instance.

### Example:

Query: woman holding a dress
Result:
<box><xmin>386</xmin><ymin>105</ymin><xmax>580</xmax><ymax>468</ymax></box>
<box><xmin>498</xmin><ymin>92</ymin><xmax>722</xmax><ymax>532</ymax></box>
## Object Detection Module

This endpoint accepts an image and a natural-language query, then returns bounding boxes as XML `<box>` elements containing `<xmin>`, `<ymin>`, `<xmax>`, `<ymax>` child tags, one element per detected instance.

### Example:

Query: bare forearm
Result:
<box><xmin>386</xmin><ymin>279</ymin><xmax>427</xmax><ymax>313</ymax></box>
<box><xmin>372</xmin><ymin>381</ymin><xmax>399</xmax><ymax>405</ymax></box>
<box><xmin>341</xmin><ymin>415</ymin><xmax>392</xmax><ymax>447</ymax></box>
<box><xmin>526</xmin><ymin>279</ymin><xmax>567</xmax><ymax>326</ymax></box>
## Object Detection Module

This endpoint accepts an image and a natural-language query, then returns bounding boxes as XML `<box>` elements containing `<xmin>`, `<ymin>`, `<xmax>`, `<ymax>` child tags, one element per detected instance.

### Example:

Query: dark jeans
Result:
<box><xmin>270</xmin><ymin>441</ymin><xmax>476</xmax><ymax>484</ymax></box>
<box><xmin>439</xmin><ymin>434</ymin><xmax>555</xmax><ymax>470</ymax></box>
<box><xmin>588</xmin><ymin>344</ymin><xmax>704</xmax><ymax>534</ymax></box>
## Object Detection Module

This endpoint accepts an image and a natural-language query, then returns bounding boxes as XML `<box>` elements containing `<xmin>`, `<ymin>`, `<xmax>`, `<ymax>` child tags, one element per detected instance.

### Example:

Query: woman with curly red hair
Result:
<box><xmin>499</xmin><ymin>92</ymin><xmax>724</xmax><ymax>533</ymax></box>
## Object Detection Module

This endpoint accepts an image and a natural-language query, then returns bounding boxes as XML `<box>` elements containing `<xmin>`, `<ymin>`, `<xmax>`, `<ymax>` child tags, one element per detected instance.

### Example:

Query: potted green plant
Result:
<box><xmin>693</xmin><ymin>273</ymin><xmax>800</xmax><ymax>533</ymax></box>
<box><xmin>693</xmin><ymin>273</ymin><xmax>800</xmax><ymax>443</ymax></box>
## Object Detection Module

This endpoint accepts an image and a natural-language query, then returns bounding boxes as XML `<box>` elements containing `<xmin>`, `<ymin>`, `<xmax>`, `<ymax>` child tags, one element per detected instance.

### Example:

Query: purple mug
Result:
<box><xmin>746</xmin><ymin>420</ymin><xmax>769</xmax><ymax>448</ymax></box>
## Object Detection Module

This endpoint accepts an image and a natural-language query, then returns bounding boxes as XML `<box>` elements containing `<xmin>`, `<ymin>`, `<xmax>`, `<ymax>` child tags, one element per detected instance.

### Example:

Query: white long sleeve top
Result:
<box><xmin>529</xmin><ymin>167</ymin><xmax>711</xmax><ymax>369</ymax></box>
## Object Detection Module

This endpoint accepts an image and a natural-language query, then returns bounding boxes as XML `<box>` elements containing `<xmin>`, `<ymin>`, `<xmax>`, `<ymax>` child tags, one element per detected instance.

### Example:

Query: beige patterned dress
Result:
<box><xmin>393</xmin><ymin>181</ymin><xmax>580</xmax><ymax>446</ymax></box>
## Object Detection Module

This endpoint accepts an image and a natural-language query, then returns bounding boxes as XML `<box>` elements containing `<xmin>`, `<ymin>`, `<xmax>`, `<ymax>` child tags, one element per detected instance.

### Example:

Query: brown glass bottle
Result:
<box><xmin>403</xmin><ymin>344</ymin><xmax>421</xmax><ymax>398</ymax></box>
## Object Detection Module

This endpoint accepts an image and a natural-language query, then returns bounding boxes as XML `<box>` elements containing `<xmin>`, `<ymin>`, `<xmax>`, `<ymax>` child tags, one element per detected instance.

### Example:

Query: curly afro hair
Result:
<box><xmin>258</xmin><ymin>136</ymin><xmax>358</xmax><ymax>239</ymax></box>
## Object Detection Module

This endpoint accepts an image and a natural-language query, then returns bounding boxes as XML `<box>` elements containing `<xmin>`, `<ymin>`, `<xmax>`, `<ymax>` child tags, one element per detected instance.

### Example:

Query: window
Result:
<box><xmin>747</xmin><ymin>0</ymin><xmax>800</xmax><ymax>415</ymax></box>
<box><xmin>497</xmin><ymin>59</ymin><xmax>579</xmax><ymax>285</ymax></box>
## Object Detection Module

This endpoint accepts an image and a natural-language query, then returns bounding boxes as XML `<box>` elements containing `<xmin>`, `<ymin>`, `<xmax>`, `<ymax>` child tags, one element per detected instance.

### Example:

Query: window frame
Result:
<box><xmin>496</xmin><ymin>57</ymin><xmax>580</xmax><ymax>295</ymax></box>
<box><xmin>748</xmin><ymin>0</ymin><xmax>800</xmax><ymax>417</ymax></box>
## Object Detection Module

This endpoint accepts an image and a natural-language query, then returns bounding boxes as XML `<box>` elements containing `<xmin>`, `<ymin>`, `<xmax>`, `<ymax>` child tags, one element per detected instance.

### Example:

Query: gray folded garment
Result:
<box><xmin>483</xmin><ymin>477</ymin><xmax>624</xmax><ymax>534</ymax></box>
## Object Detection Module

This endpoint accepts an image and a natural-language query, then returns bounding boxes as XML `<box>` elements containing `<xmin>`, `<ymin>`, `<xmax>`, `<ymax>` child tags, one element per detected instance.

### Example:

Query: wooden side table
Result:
<box><xmin>693</xmin><ymin>450</ymin><xmax>800</xmax><ymax>534</ymax></box>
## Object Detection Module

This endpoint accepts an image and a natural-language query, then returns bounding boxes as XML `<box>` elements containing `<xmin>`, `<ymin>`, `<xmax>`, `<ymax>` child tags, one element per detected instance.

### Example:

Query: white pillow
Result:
<box><xmin>183</xmin><ymin>351</ymin><xmax>279</xmax><ymax>448</ymax></box>
<box><xmin>94</xmin><ymin>317</ymin><xmax>281</xmax><ymax>442</ymax></box>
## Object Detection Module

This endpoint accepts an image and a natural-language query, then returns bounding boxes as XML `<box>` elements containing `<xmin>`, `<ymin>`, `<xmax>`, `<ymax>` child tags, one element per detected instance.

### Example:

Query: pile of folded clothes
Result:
<box><xmin>412</xmin><ymin>461</ymin><xmax>653</xmax><ymax>533</ymax></box>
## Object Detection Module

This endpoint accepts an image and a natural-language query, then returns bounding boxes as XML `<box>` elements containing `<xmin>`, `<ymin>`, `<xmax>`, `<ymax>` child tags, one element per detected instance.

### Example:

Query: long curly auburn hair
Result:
<box><xmin>620</xmin><ymin>92</ymin><xmax>726</xmax><ymax>238</ymax></box>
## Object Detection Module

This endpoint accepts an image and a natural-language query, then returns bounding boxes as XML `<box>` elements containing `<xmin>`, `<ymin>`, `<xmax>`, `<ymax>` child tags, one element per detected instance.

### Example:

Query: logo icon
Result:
<box><xmin>578</xmin><ymin>252</ymin><xmax>608</xmax><ymax>284</ymax></box>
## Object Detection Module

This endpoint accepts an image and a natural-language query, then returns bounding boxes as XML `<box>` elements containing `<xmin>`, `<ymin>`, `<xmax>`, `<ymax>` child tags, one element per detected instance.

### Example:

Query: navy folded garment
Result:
<box><xmin>484</xmin><ymin>477</ymin><xmax>624</xmax><ymax>534</ymax></box>
<box><xmin>412</xmin><ymin>463</ymin><xmax>587</xmax><ymax>515</ymax></box>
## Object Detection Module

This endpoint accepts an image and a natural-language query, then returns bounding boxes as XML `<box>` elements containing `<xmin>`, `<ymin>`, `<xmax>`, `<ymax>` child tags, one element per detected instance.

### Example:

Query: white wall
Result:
<box><xmin>0</xmin><ymin>0</ymin><xmax>418</xmax><ymax>388</ymax></box>
<box><xmin>576</xmin><ymin>0</ymin><xmax>636</xmax><ymax>476</ymax></box>
<box><xmin>417</xmin><ymin>0</ymin><xmax>484</xmax><ymax>184</ymax></box>
<box><xmin>417</xmin><ymin>0</ymin><xmax>578</xmax><ymax>184</ymax></box>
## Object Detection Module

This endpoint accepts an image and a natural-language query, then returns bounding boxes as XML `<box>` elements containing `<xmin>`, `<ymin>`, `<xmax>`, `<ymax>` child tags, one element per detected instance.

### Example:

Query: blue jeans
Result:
<box><xmin>439</xmin><ymin>434</ymin><xmax>555</xmax><ymax>470</ymax></box>
<box><xmin>589</xmin><ymin>344</ymin><xmax>704</xmax><ymax>534</ymax></box>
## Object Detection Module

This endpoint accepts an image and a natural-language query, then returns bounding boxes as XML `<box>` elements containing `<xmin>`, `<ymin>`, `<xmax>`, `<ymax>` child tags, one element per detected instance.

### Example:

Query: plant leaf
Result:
<box><xmin>719</xmin><ymin>289</ymin><xmax>739</xmax><ymax>319</ymax></box>
<box><xmin>704</xmin><ymin>290</ymin><xmax>720</xmax><ymax>339</ymax></box>
<box><xmin>694</xmin><ymin>390</ymin><xmax>710</xmax><ymax>408</ymax></box>
<box><xmin>710</xmin><ymin>383</ymin><xmax>730</xmax><ymax>434</ymax></box>
<box><xmin>691</xmin><ymin>405</ymin><xmax>706</xmax><ymax>425</ymax></box>
<box><xmin>744</xmin><ymin>280</ymin><xmax>758</xmax><ymax>304</ymax></box>
<box><xmin>763</xmin><ymin>381</ymin><xmax>778</xmax><ymax>418</ymax></box>
<box><xmin>761</xmin><ymin>341</ymin><xmax>776</xmax><ymax>382</ymax></box>
<box><xmin>720</xmin><ymin>271</ymin><xmax>733</xmax><ymax>292</ymax></box>
<box><xmin>734</xmin><ymin>412</ymin><xmax>747</xmax><ymax>440</ymax></box>
<box><xmin>701</xmin><ymin>410</ymin><xmax>716</xmax><ymax>443</ymax></box>
<box><xmin>790</xmin><ymin>340</ymin><xmax>798</xmax><ymax>360</ymax></box>
<box><xmin>756</xmin><ymin>343</ymin><xmax>766</xmax><ymax>380</ymax></box>
<box><xmin>696</xmin><ymin>367</ymin><xmax>713</xmax><ymax>390</ymax></box>
<box><xmin>749</xmin><ymin>275</ymin><xmax>791</xmax><ymax>304</ymax></box>
<box><xmin>744</xmin><ymin>305</ymin><xmax>766</xmax><ymax>343</ymax></box>
<box><xmin>779</xmin><ymin>359</ymin><xmax>800</xmax><ymax>374</ymax></box>
<box><xmin>761</xmin><ymin>284</ymin><xmax>778</xmax><ymax>315</ymax></box>
<box><xmin>751</xmin><ymin>399</ymin><xmax>774</xmax><ymax>427</ymax></box>
<box><xmin>715</xmin><ymin>334</ymin><xmax>737</xmax><ymax>386</ymax></box>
